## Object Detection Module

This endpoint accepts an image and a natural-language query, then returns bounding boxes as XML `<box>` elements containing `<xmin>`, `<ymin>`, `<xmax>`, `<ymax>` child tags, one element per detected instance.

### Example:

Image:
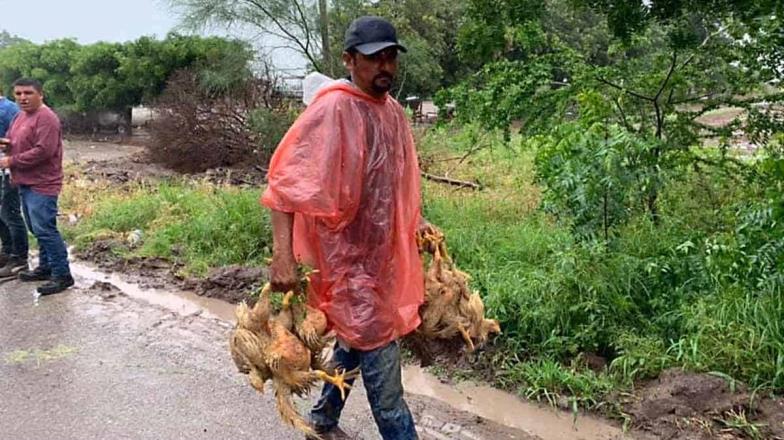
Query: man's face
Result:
<box><xmin>344</xmin><ymin>47</ymin><xmax>399</xmax><ymax>98</ymax></box>
<box><xmin>14</xmin><ymin>86</ymin><xmax>43</xmax><ymax>112</ymax></box>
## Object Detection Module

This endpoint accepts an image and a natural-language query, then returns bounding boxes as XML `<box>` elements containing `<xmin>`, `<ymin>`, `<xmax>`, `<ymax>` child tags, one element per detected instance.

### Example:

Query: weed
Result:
<box><xmin>717</xmin><ymin>409</ymin><xmax>766</xmax><ymax>440</ymax></box>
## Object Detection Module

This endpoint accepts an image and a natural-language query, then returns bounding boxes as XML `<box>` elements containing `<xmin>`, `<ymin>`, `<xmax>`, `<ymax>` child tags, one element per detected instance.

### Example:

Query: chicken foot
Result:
<box><xmin>314</xmin><ymin>367</ymin><xmax>360</xmax><ymax>401</ymax></box>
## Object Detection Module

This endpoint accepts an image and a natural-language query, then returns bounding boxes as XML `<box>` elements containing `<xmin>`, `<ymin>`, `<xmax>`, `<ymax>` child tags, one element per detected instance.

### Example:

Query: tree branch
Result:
<box><xmin>597</xmin><ymin>77</ymin><xmax>654</xmax><ymax>101</ymax></box>
<box><xmin>241</xmin><ymin>0</ymin><xmax>320</xmax><ymax>67</ymax></box>
<box><xmin>677</xmin><ymin>29</ymin><xmax>721</xmax><ymax>71</ymax></box>
<box><xmin>611</xmin><ymin>96</ymin><xmax>632</xmax><ymax>132</ymax></box>
<box><xmin>421</xmin><ymin>172</ymin><xmax>482</xmax><ymax>190</ymax></box>
<box><xmin>654</xmin><ymin>51</ymin><xmax>678</xmax><ymax>102</ymax></box>
<box><xmin>670</xmin><ymin>91</ymin><xmax>725</xmax><ymax>106</ymax></box>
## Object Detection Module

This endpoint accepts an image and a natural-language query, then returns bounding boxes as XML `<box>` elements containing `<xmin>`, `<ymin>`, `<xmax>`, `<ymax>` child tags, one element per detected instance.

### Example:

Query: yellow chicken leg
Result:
<box><xmin>249</xmin><ymin>367</ymin><xmax>267</xmax><ymax>393</ymax></box>
<box><xmin>458</xmin><ymin>325</ymin><xmax>476</xmax><ymax>352</ymax></box>
<box><xmin>282</xmin><ymin>290</ymin><xmax>295</xmax><ymax>307</ymax></box>
<box><xmin>315</xmin><ymin>368</ymin><xmax>359</xmax><ymax>401</ymax></box>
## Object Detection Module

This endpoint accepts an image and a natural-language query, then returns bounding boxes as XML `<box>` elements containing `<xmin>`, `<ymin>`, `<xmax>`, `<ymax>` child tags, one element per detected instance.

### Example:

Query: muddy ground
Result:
<box><xmin>63</xmin><ymin>137</ymin><xmax>784</xmax><ymax>440</ymax></box>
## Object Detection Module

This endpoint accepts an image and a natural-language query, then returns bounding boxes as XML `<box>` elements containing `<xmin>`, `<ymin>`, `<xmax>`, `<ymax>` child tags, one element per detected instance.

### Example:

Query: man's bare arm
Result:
<box><xmin>269</xmin><ymin>209</ymin><xmax>299</xmax><ymax>292</ymax></box>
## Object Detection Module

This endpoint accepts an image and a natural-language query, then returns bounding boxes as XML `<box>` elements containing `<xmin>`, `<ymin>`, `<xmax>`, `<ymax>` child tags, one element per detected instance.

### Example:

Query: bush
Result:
<box><xmin>148</xmin><ymin>69</ymin><xmax>294</xmax><ymax>172</ymax></box>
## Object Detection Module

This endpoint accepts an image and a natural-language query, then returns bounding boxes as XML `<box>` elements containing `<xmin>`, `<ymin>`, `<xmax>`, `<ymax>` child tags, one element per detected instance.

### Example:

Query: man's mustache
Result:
<box><xmin>374</xmin><ymin>72</ymin><xmax>394</xmax><ymax>82</ymax></box>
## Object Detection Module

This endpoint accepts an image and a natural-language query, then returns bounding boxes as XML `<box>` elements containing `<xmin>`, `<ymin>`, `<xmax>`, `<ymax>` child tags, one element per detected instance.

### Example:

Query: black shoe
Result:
<box><xmin>0</xmin><ymin>253</ymin><xmax>9</xmax><ymax>268</ymax></box>
<box><xmin>37</xmin><ymin>274</ymin><xmax>75</xmax><ymax>296</ymax></box>
<box><xmin>18</xmin><ymin>266</ymin><xmax>52</xmax><ymax>282</ymax></box>
<box><xmin>0</xmin><ymin>256</ymin><xmax>28</xmax><ymax>278</ymax></box>
<box><xmin>306</xmin><ymin>426</ymin><xmax>351</xmax><ymax>440</ymax></box>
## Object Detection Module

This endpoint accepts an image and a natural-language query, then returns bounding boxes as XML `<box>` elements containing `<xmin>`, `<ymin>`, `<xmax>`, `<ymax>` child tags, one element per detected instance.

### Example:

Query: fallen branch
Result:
<box><xmin>421</xmin><ymin>172</ymin><xmax>482</xmax><ymax>190</ymax></box>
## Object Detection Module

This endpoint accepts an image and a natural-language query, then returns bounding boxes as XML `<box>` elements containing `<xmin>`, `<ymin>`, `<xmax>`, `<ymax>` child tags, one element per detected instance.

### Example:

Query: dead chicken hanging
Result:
<box><xmin>415</xmin><ymin>226</ymin><xmax>501</xmax><ymax>352</ymax></box>
<box><xmin>229</xmin><ymin>283</ymin><xmax>357</xmax><ymax>440</ymax></box>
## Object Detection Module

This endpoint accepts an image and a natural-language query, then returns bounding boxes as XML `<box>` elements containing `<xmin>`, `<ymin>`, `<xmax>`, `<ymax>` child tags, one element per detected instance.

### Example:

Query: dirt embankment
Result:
<box><xmin>626</xmin><ymin>369</ymin><xmax>784</xmax><ymax>439</ymax></box>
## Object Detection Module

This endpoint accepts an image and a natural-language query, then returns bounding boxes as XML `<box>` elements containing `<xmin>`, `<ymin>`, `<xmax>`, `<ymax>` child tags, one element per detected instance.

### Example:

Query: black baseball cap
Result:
<box><xmin>344</xmin><ymin>16</ymin><xmax>407</xmax><ymax>55</ymax></box>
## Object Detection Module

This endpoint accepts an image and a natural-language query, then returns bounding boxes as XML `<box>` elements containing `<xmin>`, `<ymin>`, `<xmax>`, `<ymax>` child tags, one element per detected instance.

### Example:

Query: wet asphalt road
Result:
<box><xmin>0</xmin><ymin>272</ymin><xmax>538</xmax><ymax>440</ymax></box>
<box><xmin>0</xmin><ymin>275</ymin><xmax>384</xmax><ymax>440</ymax></box>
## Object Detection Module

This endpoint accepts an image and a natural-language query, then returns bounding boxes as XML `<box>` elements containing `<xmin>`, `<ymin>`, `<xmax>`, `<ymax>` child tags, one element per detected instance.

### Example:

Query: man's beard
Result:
<box><xmin>371</xmin><ymin>73</ymin><xmax>394</xmax><ymax>93</ymax></box>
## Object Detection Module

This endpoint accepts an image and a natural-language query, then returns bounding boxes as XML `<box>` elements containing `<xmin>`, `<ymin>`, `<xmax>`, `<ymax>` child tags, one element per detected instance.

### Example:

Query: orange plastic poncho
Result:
<box><xmin>261</xmin><ymin>82</ymin><xmax>424</xmax><ymax>351</ymax></box>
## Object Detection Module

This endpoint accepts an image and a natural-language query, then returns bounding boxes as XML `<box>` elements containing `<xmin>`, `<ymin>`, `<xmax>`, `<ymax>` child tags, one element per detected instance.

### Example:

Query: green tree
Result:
<box><xmin>0</xmin><ymin>34</ymin><xmax>253</xmax><ymax>131</ymax></box>
<box><xmin>0</xmin><ymin>39</ymin><xmax>80</xmax><ymax>107</ymax></box>
<box><xmin>442</xmin><ymin>0</ymin><xmax>783</xmax><ymax>223</ymax></box>
<box><xmin>170</xmin><ymin>0</ymin><xmax>468</xmax><ymax>98</ymax></box>
<box><xmin>0</xmin><ymin>30</ymin><xmax>29</xmax><ymax>49</ymax></box>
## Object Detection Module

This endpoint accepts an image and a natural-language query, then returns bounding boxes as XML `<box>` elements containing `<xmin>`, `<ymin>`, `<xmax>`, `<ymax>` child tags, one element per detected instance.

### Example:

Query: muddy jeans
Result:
<box><xmin>310</xmin><ymin>340</ymin><xmax>418</xmax><ymax>440</ymax></box>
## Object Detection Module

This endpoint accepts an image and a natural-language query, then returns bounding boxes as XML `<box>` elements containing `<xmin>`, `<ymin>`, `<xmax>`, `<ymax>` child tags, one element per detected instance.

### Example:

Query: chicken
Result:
<box><xmin>266</xmin><ymin>291</ymin><xmax>357</xmax><ymax>437</ymax></box>
<box><xmin>414</xmin><ymin>226</ymin><xmax>501</xmax><ymax>353</ymax></box>
<box><xmin>229</xmin><ymin>283</ymin><xmax>357</xmax><ymax>440</ymax></box>
<box><xmin>291</xmin><ymin>301</ymin><xmax>332</xmax><ymax>372</ymax></box>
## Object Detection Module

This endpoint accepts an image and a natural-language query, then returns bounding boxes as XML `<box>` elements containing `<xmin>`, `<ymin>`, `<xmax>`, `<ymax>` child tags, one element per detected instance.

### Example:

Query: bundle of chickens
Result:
<box><xmin>408</xmin><ymin>226</ymin><xmax>501</xmax><ymax>363</ymax></box>
<box><xmin>229</xmin><ymin>282</ymin><xmax>356</xmax><ymax>440</ymax></box>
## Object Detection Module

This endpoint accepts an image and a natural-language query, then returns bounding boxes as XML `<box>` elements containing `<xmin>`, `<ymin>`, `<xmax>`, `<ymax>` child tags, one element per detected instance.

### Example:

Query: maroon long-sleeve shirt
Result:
<box><xmin>7</xmin><ymin>105</ymin><xmax>64</xmax><ymax>195</ymax></box>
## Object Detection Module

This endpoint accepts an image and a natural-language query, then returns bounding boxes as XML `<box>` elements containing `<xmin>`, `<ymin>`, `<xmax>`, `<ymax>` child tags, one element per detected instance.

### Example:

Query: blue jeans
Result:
<box><xmin>310</xmin><ymin>340</ymin><xmax>417</xmax><ymax>440</ymax></box>
<box><xmin>0</xmin><ymin>175</ymin><xmax>28</xmax><ymax>258</ymax></box>
<box><xmin>19</xmin><ymin>186</ymin><xmax>70</xmax><ymax>277</ymax></box>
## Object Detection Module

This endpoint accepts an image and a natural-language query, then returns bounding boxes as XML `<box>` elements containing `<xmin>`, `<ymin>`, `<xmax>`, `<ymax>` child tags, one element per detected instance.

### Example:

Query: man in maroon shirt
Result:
<box><xmin>0</xmin><ymin>78</ymin><xmax>73</xmax><ymax>295</ymax></box>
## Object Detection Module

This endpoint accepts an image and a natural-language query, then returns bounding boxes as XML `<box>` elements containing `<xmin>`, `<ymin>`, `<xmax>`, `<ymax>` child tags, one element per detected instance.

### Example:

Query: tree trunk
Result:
<box><xmin>121</xmin><ymin>106</ymin><xmax>133</xmax><ymax>138</ymax></box>
<box><xmin>319</xmin><ymin>0</ymin><xmax>332</xmax><ymax>76</ymax></box>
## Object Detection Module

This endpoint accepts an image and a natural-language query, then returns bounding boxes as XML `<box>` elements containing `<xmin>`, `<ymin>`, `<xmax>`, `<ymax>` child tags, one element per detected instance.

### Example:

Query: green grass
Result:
<box><xmin>63</xmin><ymin>180</ymin><xmax>272</xmax><ymax>275</ymax></box>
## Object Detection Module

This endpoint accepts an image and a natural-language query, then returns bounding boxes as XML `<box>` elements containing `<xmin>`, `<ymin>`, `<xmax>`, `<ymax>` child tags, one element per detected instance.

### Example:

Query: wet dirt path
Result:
<box><xmin>0</xmin><ymin>262</ymin><xmax>636</xmax><ymax>440</ymax></box>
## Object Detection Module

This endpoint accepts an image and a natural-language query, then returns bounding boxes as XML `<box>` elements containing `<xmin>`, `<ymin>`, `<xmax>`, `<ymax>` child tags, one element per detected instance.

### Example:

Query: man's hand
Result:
<box><xmin>418</xmin><ymin>217</ymin><xmax>437</xmax><ymax>237</ymax></box>
<box><xmin>0</xmin><ymin>138</ymin><xmax>9</xmax><ymax>152</ymax></box>
<box><xmin>0</xmin><ymin>156</ymin><xmax>11</xmax><ymax>169</ymax></box>
<box><xmin>269</xmin><ymin>250</ymin><xmax>299</xmax><ymax>293</ymax></box>
<box><xmin>416</xmin><ymin>217</ymin><xmax>442</xmax><ymax>253</ymax></box>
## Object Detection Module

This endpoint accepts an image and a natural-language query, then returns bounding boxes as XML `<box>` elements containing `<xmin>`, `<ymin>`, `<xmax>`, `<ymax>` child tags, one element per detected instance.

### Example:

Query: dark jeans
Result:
<box><xmin>19</xmin><ymin>186</ymin><xmax>70</xmax><ymax>277</ymax></box>
<box><xmin>0</xmin><ymin>175</ymin><xmax>29</xmax><ymax>258</ymax></box>
<box><xmin>310</xmin><ymin>340</ymin><xmax>417</xmax><ymax>440</ymax></box>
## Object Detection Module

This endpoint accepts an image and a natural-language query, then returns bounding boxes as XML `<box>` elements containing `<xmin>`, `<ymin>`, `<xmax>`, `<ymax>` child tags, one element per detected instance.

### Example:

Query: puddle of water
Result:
<box><xmin>403</xmin><ymin>365</ymin><xmax>633</xmax><ymax>440</ymax></box>
<box><xmin>70</xmin><ymin>262</ymin><xmax>236</xmax><ymax>322</ymax></box>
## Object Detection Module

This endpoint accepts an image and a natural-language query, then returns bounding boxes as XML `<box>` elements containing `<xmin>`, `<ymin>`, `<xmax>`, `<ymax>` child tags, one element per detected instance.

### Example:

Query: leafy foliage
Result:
<box><xmin>533</xmin><ymin>92</ymin><xmax>661</xmax><ymax>242</ymax></box>
<box><xmin>0</xmin><ymin>30</ymin><xmax>29</xmax><ymax>49</ymax></box>
<box><xmin>0</xmin><ymin>34</ymin><xmax>252</xmax><ymax>114</ymax></box>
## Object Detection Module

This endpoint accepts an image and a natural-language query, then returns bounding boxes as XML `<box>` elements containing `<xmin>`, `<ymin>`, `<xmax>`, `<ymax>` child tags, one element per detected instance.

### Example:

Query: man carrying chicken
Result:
<box><xmin>262</xmin><ymin>16</ymin><xmax>425</xmax><ymax>440</ymax></box>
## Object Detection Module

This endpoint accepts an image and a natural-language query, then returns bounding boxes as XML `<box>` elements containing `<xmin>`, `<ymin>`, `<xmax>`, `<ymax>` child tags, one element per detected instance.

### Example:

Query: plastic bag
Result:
<box><xmin>262</xmin><ymin>83</ymin><xmax>424</xmax><ymax>350</ymax></box>
<box><xmin>302</xmin><ymin>72</ymin><xmax>335</xmax><ymax>106</ymax></box>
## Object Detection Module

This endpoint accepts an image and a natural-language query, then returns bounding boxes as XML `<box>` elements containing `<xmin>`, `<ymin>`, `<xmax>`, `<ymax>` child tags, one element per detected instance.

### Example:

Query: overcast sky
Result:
<box><xmin>0</xmin><ymin>0</ymin><xmax>178</xmax><ymax>43</ymax></box>
<box><xmin>0</xmin><ymin>0</ymin><xmax>307</xmax><ymax>73</ymax></box>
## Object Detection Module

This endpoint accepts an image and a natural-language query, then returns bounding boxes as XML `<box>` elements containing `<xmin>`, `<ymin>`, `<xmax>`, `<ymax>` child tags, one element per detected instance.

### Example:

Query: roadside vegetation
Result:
<box><xmin>61</xmin><ymin>122</ymin><xmax>784</xmax><ymax>412</ymax></box>
<box><xmin>61</xmin><ymin>176</ymin><xmax>271</xmax><ymax>276</ymax></box>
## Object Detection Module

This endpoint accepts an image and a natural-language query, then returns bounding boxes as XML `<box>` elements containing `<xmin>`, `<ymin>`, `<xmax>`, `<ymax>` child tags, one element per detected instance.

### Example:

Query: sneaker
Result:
<box><xmin>0</xmin><ymin>256</ymin><xmax>28</xmax><ymax>278</ymax></box>
<box><xmin>37</xmin><ymin>274</ymin><xmax>75</xmax><ymax>296</ymax></box>
<box><xmin>18</xmin><ymin>266</ymin><xmax>52</xmax><ymax>282</ymax></box>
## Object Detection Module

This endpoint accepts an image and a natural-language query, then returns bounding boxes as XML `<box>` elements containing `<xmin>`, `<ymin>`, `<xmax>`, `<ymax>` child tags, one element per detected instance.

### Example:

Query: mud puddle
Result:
<box><xmin>71</xmin><ymin>262</ymin><xmax>236</xmax><ymax>322</ymax></box>
<box><xmin>403</xmin><ymin>365</ymin><xmax>632</xmax><ymax>440</ymax></box>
